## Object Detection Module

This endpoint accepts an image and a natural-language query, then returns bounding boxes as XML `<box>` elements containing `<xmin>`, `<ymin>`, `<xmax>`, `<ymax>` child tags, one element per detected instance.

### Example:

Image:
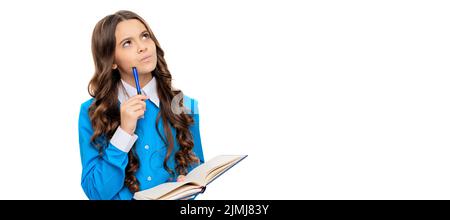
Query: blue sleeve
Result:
<box><xmin>187</xmin><ymin>98</ymin><xmax>205</xmax><ymax>171</ymax></box>
<box><xmin>181</xmin><ymin>97</ymin><xmax>205</xmax><ymax>201</ymax></box>
<box><xmin>78</xmin><ymin>101</ymin><xmax>129</xmax><ymax>200</ymax></box>
<box><xmin>188</xmin><ymin>99</ymin><xmax>204</xmax><ymax>201</ymax></box>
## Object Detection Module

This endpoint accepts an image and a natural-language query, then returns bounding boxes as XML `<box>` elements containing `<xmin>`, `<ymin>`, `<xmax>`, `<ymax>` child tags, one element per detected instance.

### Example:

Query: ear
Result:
<box><xmin>112</xmin><ymin>64</ymin><xmax>118</xmax><ymax>69</ymax></box>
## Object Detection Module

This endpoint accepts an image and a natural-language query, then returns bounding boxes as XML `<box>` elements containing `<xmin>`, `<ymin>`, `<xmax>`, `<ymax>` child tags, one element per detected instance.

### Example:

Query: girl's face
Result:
<box><xmin>114</xmin><ymin>19</ymin><xmax>157</xmax><ymax>76</ymax></box>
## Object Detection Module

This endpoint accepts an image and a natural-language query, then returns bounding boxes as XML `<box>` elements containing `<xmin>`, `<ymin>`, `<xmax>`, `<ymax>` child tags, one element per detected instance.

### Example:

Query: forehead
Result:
<box><xmin>115</xmin><ymin>19</ymin><xmax>148</xmax><ymax>39</ymax></box>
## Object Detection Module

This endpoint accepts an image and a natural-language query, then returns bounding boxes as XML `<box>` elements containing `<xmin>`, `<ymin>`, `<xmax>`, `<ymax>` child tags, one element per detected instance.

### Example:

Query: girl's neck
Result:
<box><xmin>121</xmin><ymin>72</ymin><xmax>153</xmax><ymax>89</ymax></box>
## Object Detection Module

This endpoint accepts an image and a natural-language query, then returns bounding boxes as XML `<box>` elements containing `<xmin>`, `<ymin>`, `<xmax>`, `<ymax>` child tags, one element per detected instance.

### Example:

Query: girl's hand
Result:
<box><xmin>177</xmin><ymin>175</ymin><xmax>186</xmax><ymax>182</ymax></box>
<box><xmin>119</xmin><ymin>94</ymin><xmax>147</xmax><ymax>135</ymax></box>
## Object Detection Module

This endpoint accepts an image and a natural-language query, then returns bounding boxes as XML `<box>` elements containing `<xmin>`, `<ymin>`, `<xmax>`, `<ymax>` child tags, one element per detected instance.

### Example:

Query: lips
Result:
<box><xmin>140</xmin><ymin>55</ymin><xmax>152</xmax><ymax>62</ymax></box>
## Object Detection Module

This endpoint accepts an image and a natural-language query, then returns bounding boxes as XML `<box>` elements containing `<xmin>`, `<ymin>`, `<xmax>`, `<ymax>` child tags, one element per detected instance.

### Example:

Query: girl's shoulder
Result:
<box><xmin>79</xmin><ymin>96</ymin><xmax>198</xmax><ymax>114</ymax></box>
<box><xmin>183</xmin><ymin>95</ymin><xmax>199</xmax><ymax>115</ymax></box>
<box><xmin>80</xmin><ymin>98</ymin><xmax>95</xmax><ymax>112</ymax></box>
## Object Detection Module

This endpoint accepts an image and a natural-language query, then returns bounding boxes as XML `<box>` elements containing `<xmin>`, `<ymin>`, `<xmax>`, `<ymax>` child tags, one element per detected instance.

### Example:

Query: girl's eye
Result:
<box><xmin>123</xmin><ymin>41</ymin><xmax>131</xmax><ymax>48</ymax></box>
<box><xmin>143</xmin><ymin>33</ymin><xmax>150</xmax><ymax>40</ymax></box>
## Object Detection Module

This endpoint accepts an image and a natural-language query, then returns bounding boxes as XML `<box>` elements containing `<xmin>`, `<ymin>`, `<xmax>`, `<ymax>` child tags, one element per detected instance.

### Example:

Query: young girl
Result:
<box><xmin>78</xmin><ymin>10</ymin><xmax>204</xmax><ymax>200</ymax></box>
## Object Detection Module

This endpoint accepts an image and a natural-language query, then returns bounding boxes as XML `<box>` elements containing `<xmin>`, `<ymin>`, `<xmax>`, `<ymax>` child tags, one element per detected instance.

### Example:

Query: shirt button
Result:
<box><xmin>144</xmin><ymin>145</ymin><xmax>149</xmax><ymax>150</ymax></box>
<box><xmin>147</xmin><ymin>176</ymin><xmax>152</xmax><ymax>181</ymax></box>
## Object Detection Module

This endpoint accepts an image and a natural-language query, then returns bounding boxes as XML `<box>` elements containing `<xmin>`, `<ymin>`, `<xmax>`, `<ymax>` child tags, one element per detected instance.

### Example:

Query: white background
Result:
<box><xmin>0</xmin><ymin>0</ymin><xmax>449</xmax><ymax>199</ymax></box>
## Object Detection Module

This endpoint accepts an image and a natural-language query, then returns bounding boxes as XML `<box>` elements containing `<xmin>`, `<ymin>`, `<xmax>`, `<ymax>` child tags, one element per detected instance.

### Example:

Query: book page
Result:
<box><xmin>161</xmin><ymin>186</ymin><xmax>204</xmax><ymax>200</ymax></box>
<box><xmin>134</xmin><ymin>181</ymin><xmax>192</xmax><ymax>200</ymax></box>
<box><xmin>185</xmin><ymin>155</ymin><xmax>246</xmax><ymax>186</ymax></box>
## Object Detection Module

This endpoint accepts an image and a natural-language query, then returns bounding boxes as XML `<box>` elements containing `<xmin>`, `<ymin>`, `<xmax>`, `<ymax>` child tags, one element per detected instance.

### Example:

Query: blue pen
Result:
<box><xmin>132</xmin><ymin>67</ymin><xmax>142</xmax><ymax>95</ymax></box>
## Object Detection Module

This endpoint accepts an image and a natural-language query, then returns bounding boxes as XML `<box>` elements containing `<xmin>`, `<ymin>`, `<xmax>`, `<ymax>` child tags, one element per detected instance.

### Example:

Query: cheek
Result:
<box><xmin>149</xmin><ymin>40</ymin><xmax>157</xmax><ymax>53</ymax></box>
<box><xmin>115</xmin><ymin>50</ymin><xmax>134</xmax><ymax>67</ymax></box>
<box><xmin>151</xmin><ymin>44</ymin><xmax>158</xmax><ymax>60</ymax></box>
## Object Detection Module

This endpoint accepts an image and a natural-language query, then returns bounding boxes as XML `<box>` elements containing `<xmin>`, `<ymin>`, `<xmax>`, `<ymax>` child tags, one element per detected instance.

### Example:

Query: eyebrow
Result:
<box><xmin>119</xmin><ymin>30</ymin><xmax>149</xmax><ymax>45</ymax></box>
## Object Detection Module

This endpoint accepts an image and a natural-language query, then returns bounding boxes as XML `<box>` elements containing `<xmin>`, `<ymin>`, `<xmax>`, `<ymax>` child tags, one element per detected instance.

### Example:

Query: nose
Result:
<box><xmin>137</xmin><ymin>42</ymin><xmax>147</xmax><ymax>54</ymax></box>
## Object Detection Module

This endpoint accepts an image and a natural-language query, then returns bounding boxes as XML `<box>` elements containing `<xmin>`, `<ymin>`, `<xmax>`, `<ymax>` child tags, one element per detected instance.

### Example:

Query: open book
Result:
<box><xmin>133</xmin><ymin>155</ymin><xmax>247</xmax><ymax>200</ymax></box>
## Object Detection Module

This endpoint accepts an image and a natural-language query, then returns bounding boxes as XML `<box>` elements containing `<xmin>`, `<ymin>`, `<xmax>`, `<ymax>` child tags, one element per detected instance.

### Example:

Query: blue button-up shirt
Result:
<box><xmin>78</xmin><ymin>78</ymin><xmax>204</xmax><ymax>200</ymax></box>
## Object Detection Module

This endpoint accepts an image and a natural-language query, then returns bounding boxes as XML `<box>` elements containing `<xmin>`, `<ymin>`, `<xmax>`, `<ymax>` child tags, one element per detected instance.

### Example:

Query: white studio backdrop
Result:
<box><xmin>0</xmin><ymin>0</ymin><xmax>449</xmax><ymax>199</ymax></box>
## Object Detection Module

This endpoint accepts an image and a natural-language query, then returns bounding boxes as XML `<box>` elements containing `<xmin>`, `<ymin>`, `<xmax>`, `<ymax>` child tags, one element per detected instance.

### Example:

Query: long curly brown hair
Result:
<box><xmin>88</xmin><ymin>10</ymin><xmax>199</xmax><ymax>193</ymax></box>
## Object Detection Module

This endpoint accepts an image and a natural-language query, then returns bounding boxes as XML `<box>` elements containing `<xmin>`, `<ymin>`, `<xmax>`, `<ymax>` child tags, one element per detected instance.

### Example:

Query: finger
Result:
<box><xmin>177</xmin><ymin>175</ymin><xmax>186</xmax><ymax>182</ymax></box>
<box><xmin>129</xmin><ymin>100</ymin><xmax>146</xmax><ymax>107</ymax></box>
<box><xmin>127</xmin><ymin>97</ymin><xmax>146</xmax><ymax>105</ymax></box>
<box><xmin>126</xmin><ymin>106</ymin><xmax>145</xmax><ymax>116</ymax></box>
<box><xmin>134</xmin><ymin>109</ymin><xmax>145</xmax><ymax>118</ymax></box>
<box><xmin>128</xmin><ymin>102</ymin><xmax>146</xmax><ymax>111</ymax></box>
<box><xmin>126</xmin><ymin>101</ymin><xmax>146</xmax><ymax>111</ymax></box>
<box><xmin>128</xmin><ymin>94</ymin><xmax>149</xmax><ymax>102</ymax></box>
<box><xmin>126</xmin><ymin>105</ymin><xmax>145</xmax><ymax>113</ymax></box>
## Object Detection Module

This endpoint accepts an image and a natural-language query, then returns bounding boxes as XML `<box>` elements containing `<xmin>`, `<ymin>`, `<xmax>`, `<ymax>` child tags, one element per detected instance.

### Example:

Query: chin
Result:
<box><xmin>139</xmin><ymin>65</ymin><xmax>156</xmax><ymax>74</ymax></box>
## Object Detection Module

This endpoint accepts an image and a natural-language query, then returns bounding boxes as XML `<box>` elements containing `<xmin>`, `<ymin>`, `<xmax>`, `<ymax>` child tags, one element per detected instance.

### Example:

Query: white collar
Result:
<box><xmin>118</xmin><ymin>77</ymin><xmax>160</xmax><ymax>108</ymax></box>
